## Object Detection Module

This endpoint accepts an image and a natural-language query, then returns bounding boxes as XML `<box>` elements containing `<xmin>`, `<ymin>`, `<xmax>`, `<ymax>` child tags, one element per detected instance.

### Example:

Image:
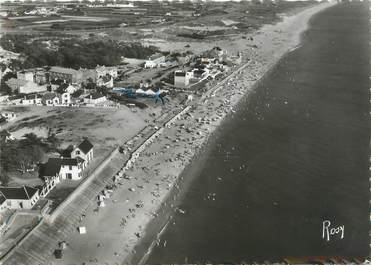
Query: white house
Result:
<box><xmin>71</xmin><ymin>138</ymin><xmax>94</xmax><ymax>164</ymax></box>
<box><xmin>42</xmin><ymin>92</ymin><xmax>60</xmax><ymax>106</ymax></box>
<box><xmin>59</xmin><ymin>158</ymin><xmax>85</xmax><ymax>180</ymax></box>
<box><xmin>43</xmin><ymin>157</ymin><xmax>85</xmax><ymax>181</ymax></box>
<box><xmin>144</xmin><ymin>53</ymin><xmax>165</xmax><ymax>68</ymax></box>
<box><xmin>60</xmin><ymin>92</ymin><xmax>71</xmax><ymax>105</ymax></box>
<box><xmin>21</xmin><ymin>95</ymin><xmax>42</xmax><ymax>105</ymax></box>
<box><xmin>83</xmin><ymin>93</ymin><xmax>106</xmax><ymax>105</ymax></box>
<box><xmin>0</xmin><ymin>186</ymin><xmax>40</xmax><ymax>212</ymax></box>
<box><xmin>174</xmin><ymin>70</ymin><xmax>193</xmax><ymax>88</ymax></box>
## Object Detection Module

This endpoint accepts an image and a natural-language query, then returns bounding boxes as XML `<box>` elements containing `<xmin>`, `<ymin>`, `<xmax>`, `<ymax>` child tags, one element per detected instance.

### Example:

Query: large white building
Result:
<box><xmin>83</xmin><ymin>93</ymin><xmax>106</xmax><ymax>105</ymax></box>
<box><xmin>43</xmin><ymin>157</ymin><xmax>85</xmax><ymax>181</ymax></box>
<box><xmin>174</xmin><ymin>70</ymin><xmax>193</xmax><ymax>88</ymax></box>
<box><xmin>144</xmin><ymin>53</ymin><xmax>165</xmax><ymax>68</ymax></box>
<box><xmin>21</xmin><ymin>94</ymin><xmax>42</xmax><ymax>105</ymax></box>
<box><xmin>60</xmin><ymin>92</ymin><xmax>71</xmax><ymax>105</ymax></box>
<box><xmin>0</xmin><ymin>186</ymin><xmax>40</xmax><ymax>212</ymax></box>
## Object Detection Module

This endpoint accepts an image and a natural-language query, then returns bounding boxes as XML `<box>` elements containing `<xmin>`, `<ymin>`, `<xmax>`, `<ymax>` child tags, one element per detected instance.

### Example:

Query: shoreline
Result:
<box><xmin>21</xmin><ymin>3</ymin><xmax>336</xmax><ymax>265</ymax></box>
<box><xmin>122</xmin><ymin>3</ymin><xmax>336</xmax><ymax>265</ymax></box>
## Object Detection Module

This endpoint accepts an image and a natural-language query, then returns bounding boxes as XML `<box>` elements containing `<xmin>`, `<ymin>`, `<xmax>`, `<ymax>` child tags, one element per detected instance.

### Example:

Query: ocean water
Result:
<box><xmin>147</xmin><ymin>2</ymin><xmax>370</xmax><ymax>263</ymax></box>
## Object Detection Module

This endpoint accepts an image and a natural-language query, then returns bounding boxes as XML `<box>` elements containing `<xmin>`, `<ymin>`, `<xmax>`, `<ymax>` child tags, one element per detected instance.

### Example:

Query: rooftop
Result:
<box><xmin>49</xmin><ymin>66</ymin><xmax>79</xmax><ymax>75</ymax></box>
<box><xmin>77</xmin><ymin>138</ymin><xmax>94</xmax><ymax>154</ymax></box>
<box><xmin>174</xmin><ymin>71</ymin><xmax>186</xmax><ymax>77</ymax></box>
<box><xmin>24</xmin><ymin>94</ymin><xmax>42</xmax><ymax>100</ymax></box>
<box><xmin>43</xmin><ymin>157</ymin><xmax>81</xmax><ymax>177</ymax></box>
<box><xmin>0</xmin><ymin>186</ymin><xmax>38</xmax><ymax>200</ymax></box>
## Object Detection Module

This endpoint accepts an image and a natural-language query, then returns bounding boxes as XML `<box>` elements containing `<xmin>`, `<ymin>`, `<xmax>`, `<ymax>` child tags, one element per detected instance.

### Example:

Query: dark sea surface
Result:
<box><xmin>147</xmin><ymin>2</ymin><xmax>370</xmax><ymax>263</ymax></box>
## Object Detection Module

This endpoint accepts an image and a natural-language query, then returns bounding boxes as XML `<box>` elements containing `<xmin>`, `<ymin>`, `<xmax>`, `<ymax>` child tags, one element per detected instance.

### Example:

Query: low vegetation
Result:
<box><xmin>0</xmin><ymin>34</ymin><xmax>159</xmax><ymax>69</ymax></box>
<box><xmin>0</xmin><ymin>133</ymin><xmax>60</xmax><ymax>184</ymax></box>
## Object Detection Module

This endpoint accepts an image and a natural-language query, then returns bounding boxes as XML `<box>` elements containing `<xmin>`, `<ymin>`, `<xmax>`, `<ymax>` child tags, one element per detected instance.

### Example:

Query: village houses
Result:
<box><xmin>83</xmin><ymin>93</ymin><xmax>106</xmax><ymax>105</ymax></box>
<box><xmin>42</xmin><ymin>92</ymin><xmax>59</xmax><ymax>106</ymax></box>
<box><xmin>49</xmin><ymin>66</ymin><xmax>84</xmax><ymax>84</ymax></box>
<box><xmin>43</xmin><ymin>138</ymin><xmax>94</xmax><ymax>183</ymax></box>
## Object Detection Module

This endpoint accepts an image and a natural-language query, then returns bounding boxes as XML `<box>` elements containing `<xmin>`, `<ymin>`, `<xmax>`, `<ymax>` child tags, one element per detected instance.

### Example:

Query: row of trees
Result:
<box><xmin>0</xmin><ymin>34</ymin><xmax>160</xmax><ymax>69</ymax></box>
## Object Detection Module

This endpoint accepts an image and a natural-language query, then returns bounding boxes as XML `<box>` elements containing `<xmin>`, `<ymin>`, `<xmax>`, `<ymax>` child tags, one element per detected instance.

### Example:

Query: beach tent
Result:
<box><xmin>78</xmin><ymin>226</ymin><xmax>87</xmax><ymax>234</ymax></box>
<box><xmin>135</xmin><ymin>88</ymin><xmax>145</xmax><ymax>95</ymax></box>
<box><xmin>145</xmin><ymin>89</ymin><xmax>156</xmax><ymax>96</ymax></box>
<box><xmin>99</xmin><ymin>201</ymin><xmax>105</xmax><ymax>208</ymax></box>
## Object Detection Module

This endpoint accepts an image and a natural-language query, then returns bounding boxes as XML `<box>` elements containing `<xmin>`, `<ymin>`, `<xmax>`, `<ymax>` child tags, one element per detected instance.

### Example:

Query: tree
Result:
<box><xmin>71</xmin><ymin>89</ymin><xmax>83</xmax><ymax>98</ymax></box>
<box><xmin>96</xmin><ymin>86</ymin><xmax>109</xmax><ymax>96</ymax></box>
<box><xmin>0</xmin><ymin>81</ymin><xmax>12</xmax><ymax>95</ymax></box>
<box><xmin>46</xmin><ymin>134</ymin><xmax>60</xmax><ymax>152</ymax></box>
<box><xmin>0</xmin><ymin>171</ymin><xmax>9</xmax><ymax>186</ymax></box>
<box><xmin>2</xmin><ymin>71</ymin><xmax>16</xmax><ymax>82</ymax></box>
<box><xmin>56</xmin><ymin>83</ymin><xmax>69</xmax><ymax>94</ymax></box>
<box><xmin>86</xmin><ymin>81</ymin><xmax>96</xmax><ymax>90</ymax></box>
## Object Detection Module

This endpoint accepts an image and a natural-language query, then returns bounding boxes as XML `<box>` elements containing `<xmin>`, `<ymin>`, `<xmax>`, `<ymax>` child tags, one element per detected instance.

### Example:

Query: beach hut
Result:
<box><xmin>78</xmin><ymin>226</ymin><xmax>87</xmax><ymax>234</ymax></box>
<box><xmin>58</xmin><ymin>241</ymin><xmax>67</xmax><ymax>249</ymax></box>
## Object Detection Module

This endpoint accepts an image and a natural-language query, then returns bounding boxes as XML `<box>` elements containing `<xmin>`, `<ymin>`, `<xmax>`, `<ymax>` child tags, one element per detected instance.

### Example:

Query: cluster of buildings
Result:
<box><xmin>0</xmin><ymin>139</ymin><xmax>94</xmax><ymax>213</ymax></box>
<box><xmin>144</xmin><ymin>53</ymin><xmax>166</xmax><ymax>68</ymax></box>
<box><xmin>173</xmin><ymin>47</ymin><xmax>242</xmax><ymax>88</ymax></box>
<box><xmin>43</xmin><ymin>138</ymin><xmax>94</xmax><ymax>183</ymax></box>
<box><xmin>4</xmin><ymin>65</ymin><xmax>118</xmax><ymax>96</ymax></box>
<box><xmin>2</xmin><ymin>65</ymin><xmax>118</xmax><ymax>107</ymax></box>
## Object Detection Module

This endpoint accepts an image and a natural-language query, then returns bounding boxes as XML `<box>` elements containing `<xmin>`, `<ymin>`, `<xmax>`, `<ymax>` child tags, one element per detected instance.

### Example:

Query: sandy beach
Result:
<box><xmin>44</xmin><ymin>3</ymin><xmax>335</xmax><ymax>265</ymax></box>
<box><xmin>0</xmin><ymin>3</ymin><xmax>335</xmax><ymax>265</ymax></box>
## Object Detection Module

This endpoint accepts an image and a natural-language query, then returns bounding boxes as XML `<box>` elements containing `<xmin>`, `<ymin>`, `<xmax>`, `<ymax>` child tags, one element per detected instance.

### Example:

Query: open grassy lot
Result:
<box><xmin>0</xmin><ymin>104</ymin><xmax>166</xmax><ymax>186</ymax></box>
